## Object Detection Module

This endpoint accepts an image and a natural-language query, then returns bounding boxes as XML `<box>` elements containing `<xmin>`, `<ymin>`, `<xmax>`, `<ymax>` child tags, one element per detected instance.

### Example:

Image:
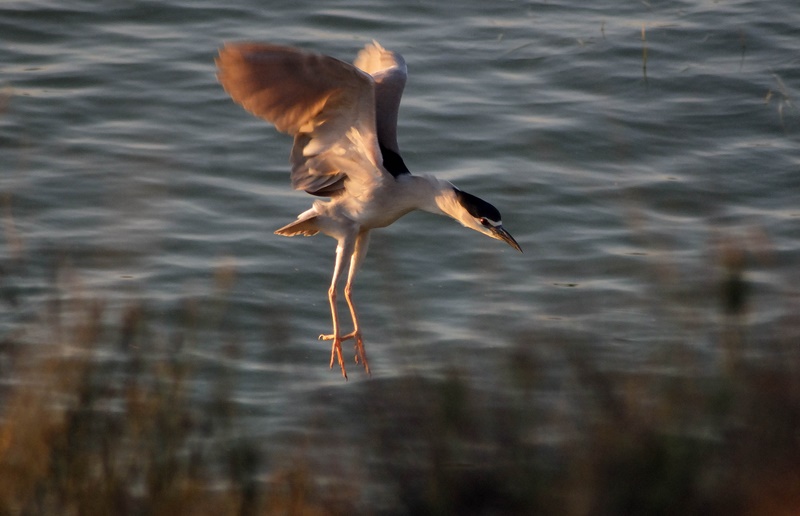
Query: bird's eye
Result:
<box><xmin>479</xmin><ymin>217</ymin><xmax>490</xmax><ymax>227</ymax></box>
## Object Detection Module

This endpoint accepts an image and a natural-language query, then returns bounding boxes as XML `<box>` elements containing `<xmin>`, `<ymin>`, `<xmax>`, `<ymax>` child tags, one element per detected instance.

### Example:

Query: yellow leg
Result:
<box><xmin>319</xmin><ymin>284</ymin><xmax>347</xmax><ymax>379</ymax></box>
<box><xmin>317</xmin><ymin>238</ymin><xmax>355</xmax><ymax>380</ymax></box>
<box><xmin>344</xmin><ymin>282</ymin><xmax>369</xmax><ymax>375</ymax></box>
<box><xmin>319</xmin><ymin>231</ymin><xmax>371</xmax><ymax>377</ymax></box>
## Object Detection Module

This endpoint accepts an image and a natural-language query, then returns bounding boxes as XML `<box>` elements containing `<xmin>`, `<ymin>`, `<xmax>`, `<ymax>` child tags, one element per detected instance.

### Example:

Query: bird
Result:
<box><xmin>216</xmin><ymin>40</ymin><xmax>521</xmax><ymax>379</ymax></box>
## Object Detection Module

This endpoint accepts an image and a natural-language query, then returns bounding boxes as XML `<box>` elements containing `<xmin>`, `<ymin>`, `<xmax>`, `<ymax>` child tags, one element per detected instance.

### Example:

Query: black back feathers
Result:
<box><xmin>379</xmin><ymin>143</ymin><xmax>411</xmax><ymax>178</ymax></box>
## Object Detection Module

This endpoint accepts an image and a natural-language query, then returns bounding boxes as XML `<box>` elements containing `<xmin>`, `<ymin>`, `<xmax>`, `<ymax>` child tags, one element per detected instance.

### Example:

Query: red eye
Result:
<box><xmin>479</xmin><ymin>218</ymin><xmax>490</xmax><ymax>227</ymax></box>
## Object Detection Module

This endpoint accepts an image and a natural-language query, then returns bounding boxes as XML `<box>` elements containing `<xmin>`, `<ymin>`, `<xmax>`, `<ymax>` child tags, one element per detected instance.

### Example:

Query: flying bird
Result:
<box><xmin>216</xmin><ymin>41</ymin><xmax>521</xmax><ymax>379</ymax></box>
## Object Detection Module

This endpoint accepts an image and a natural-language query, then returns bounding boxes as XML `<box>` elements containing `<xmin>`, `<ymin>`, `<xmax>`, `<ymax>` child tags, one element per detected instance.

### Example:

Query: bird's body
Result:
<box><xmin>217</xmin><ymin>41</ymin><xmax>521</xmax><ymax>379</ymax></box>
<box><xmin>283</xmin><ymin>174</ymin><xmax>452</xmax><ymax>235</ymax></box>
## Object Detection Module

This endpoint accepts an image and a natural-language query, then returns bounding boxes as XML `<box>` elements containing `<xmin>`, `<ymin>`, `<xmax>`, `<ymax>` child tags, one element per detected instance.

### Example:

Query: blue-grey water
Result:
<box><xmin>2</xmin><ymin>0</ymin><xmax>799</xmax><ymax>477</ymax></box>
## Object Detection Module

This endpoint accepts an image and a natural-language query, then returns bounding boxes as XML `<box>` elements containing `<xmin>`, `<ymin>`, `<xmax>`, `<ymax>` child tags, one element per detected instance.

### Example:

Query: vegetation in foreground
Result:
<box><xmin>0</xmin><ymin>241</ymin><xmax>798</xmax><ymax>515</ymax></box>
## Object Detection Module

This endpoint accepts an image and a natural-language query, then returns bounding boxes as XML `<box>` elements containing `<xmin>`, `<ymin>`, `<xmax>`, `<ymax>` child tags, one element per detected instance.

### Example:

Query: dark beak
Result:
<box><xmin>492</xmin><ymin>226</ymin><xmax>523</xmax><ymax>253</ymax></box>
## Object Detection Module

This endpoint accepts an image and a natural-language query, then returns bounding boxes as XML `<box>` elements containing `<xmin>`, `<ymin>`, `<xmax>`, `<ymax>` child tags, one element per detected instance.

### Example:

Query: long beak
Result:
<box><xmin>492</xmin><ymin>226</ymin><xmax>523</xmax><ymax>253</ymax></box>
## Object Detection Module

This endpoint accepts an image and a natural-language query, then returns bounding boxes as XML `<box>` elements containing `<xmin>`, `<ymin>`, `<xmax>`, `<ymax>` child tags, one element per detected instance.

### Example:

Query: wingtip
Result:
<box><xmin>214</xmin><ymin>43</ymin><xmax>241</xmax><ymax>85</ymax></box>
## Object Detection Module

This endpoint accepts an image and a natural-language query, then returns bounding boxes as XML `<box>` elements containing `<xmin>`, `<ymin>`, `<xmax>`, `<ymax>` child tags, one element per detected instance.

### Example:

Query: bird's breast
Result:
<box><xmin>350</xmin><ymin>196</ymin><xmax>416</xmax><ymax>229</ymax></box>
<box><xmin>333</xmin><ymin>175</ymin><xmax>442</xmax><ymax>231</ymax></box>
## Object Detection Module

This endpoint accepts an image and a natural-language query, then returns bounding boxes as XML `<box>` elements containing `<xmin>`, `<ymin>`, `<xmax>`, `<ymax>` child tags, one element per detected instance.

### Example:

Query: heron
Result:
<box><xmin>216</xmin><ymin>41</ymin><xmax>522</xmax><ymax>379</ymax></box>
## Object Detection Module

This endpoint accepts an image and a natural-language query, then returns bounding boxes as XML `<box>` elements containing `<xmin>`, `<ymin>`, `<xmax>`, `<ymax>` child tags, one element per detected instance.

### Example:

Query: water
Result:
<box><xmin>2</xmin><ymin>0</ymin><xmax>799</xmax><ymax>461</ymax></box>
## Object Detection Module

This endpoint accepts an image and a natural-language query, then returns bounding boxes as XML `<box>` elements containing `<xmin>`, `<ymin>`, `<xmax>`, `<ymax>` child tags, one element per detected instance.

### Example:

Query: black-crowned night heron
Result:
<box><xmin>216</xmin><ymin>41</ymin><xmax>521</xmax><ymax>379</ymax></box>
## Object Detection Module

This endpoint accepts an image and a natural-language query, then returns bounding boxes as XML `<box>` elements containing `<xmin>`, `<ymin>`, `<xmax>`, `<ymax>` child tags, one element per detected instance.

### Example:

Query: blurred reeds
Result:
<box><xmin>2</xmin><ymin>77</ymin><xmax>798</xmax><ymax>511</ymax></box>
<box><xmin>1</xmin><ymin>238</ymin><xmax>798</xmax><ymax>516</ymax></box>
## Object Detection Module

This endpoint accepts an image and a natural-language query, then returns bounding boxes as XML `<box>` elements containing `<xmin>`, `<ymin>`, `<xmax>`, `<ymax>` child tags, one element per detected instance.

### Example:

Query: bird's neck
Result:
<box><xmin>409</xmin><ymin>176</ymin><xmax>460</xmax><ymax>219</ymax></box>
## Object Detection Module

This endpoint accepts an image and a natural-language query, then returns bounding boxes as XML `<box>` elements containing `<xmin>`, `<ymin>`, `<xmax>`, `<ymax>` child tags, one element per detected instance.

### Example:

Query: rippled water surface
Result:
<box><xmin>2</xmin><ymin>0</ymin><xmax>799</xmax><ymax>448</ymax></box>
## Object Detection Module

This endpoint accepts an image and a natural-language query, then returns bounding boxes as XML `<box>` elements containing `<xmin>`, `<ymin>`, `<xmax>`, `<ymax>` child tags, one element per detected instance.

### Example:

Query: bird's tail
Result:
<box><xmin>275</xmin><ymin>216</ymin><xmax>319</xmax><ymax>237</ymax></box>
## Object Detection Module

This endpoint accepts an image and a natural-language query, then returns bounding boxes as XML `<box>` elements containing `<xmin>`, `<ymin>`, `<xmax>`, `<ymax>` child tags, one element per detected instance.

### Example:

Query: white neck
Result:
<box><xmin>405</xmin><ymin>176</ymin><xmax>460</xmax><ymax>217</ymax></box>
<box><xmin>357</xmin><ymin>175</ymin><xmax>470</xmax><ymax>231</ymax></box>
<box><xmin>409</xmin><ymin>176</ymin><xmax>483</xmax><ymax>233</ymax></box>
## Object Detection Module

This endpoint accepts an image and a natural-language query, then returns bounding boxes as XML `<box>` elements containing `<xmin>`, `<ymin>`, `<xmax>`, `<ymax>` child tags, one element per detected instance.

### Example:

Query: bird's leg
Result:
<box><xmin>322</xmin><ymin>283</ymin><xmax>346</xmax><ymax>379</ymax></box>
<box><xmin>343</xmin><ymin>231</ymin><xmax>370</xmax><ymax>374</ymax></box>
<box><xmin>318</xmin><ymin>238</ymin><xmax>354</xmax><ymax>379</ymax></box>
<box><xmin>319</xmin><ymin>232</ymin><xmax>371</xmax><ymax>375</ymax></box>
<box><xmin>343</xmin><ymin>281</ymin><xmax>368</xmax><ymax>374</ymax></box>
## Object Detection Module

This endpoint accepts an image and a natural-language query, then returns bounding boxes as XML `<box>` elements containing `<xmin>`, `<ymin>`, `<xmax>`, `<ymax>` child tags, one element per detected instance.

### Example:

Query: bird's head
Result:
<box><xmin>436</xmin><ymin>184</ymin><xmax>522</xmax><ymax>252</ymax></box>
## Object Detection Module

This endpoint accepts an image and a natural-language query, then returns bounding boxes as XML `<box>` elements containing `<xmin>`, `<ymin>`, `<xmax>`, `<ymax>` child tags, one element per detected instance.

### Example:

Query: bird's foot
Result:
<box><xmin>351</xmin><ymin>333</ymin><xmax>370</xmax><ymax>376</ymax></box>
<box><xmin>319</xmin><ymin>332</ymin><xmax>354</xmax><ymax>342</ymax></box>
<box><xmin>319</xmin><ymin>331</ymin><xmax>370</xmax><ymax>376</ymax></box>
<box><xmin>319</xmin><ymin>334</ymin><xmax>347</xmax><ymax>379</ymax></box>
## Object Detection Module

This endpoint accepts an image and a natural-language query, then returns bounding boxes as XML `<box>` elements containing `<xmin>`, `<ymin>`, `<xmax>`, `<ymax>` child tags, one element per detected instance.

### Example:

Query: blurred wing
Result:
<box><xmin>216</xmin><ymin>43</ymin><xmax>385</xmax><ymax>196</ymax></box>
<box><xmin>354</xmin><ymin>41</ymin><xmax>408</xmax><ymax>155</ymax></box>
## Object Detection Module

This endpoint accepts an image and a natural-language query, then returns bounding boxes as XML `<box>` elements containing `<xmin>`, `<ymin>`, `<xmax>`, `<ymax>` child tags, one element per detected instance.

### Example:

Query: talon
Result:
<box><xmin>321</xmin><ymin>331</ymin><xmax>368</xmax><ymax>377</ymax></box>
<box><xmin>321</xmin><ymin>332</ymin><xmax>356</xmax><ymax>342</ymax></box>
<box><xmin>328</xmin><ymin>337</ymin><xmax>347</xmax><ymax>379</ymax></box>
<box><xmin>350</xmin><ymin>334</ymin><xmax>370</xmax><ymax>376</ymax></box>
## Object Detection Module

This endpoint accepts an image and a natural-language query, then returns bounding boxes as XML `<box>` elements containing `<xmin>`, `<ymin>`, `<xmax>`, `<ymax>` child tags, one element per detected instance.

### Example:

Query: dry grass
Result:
<box><xmin>1</xmin><ymin>244</ymin><xmax>798</xmax><ymax>515</ymax></box>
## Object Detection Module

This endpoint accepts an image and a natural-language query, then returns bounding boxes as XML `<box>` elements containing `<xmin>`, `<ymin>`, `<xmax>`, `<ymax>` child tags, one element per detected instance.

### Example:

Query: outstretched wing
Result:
<box><xmin>216</xmin><ymin>43</ymin><xmax>386</xmax><ymax>196</ymax></box>
<box><xmin>354</xmin><ymin>41</ymin><xmax>408</xmax><ymax>158</ymax></box>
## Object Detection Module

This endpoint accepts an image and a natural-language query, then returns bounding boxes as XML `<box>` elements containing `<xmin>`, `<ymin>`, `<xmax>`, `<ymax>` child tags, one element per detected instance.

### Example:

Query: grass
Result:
<box><xmin>1</xmin><ymin>247</ymin><xmax>799</xmax><ymax>516</ymax></box>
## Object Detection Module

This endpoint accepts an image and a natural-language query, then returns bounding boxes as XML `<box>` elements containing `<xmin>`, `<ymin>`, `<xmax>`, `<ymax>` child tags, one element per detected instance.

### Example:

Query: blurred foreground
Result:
<box><xmin>1</xmin><ymin>249</ymin><xmax>799</xmax><ymax>516</ymax></box>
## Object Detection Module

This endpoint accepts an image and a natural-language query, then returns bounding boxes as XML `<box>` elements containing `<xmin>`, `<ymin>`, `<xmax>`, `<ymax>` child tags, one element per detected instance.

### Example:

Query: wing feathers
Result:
<box><xmin>216</xmin><ymin>44</ymin><xmax>366</xmax><ymax>135</ymax></box>
<box><xmin>217</xmin><ymin>42</ymin><xmax>407</xmax><ymax>197</ymax></box>
<box><xmin>354</xmin><ymin>41</ymin><xmax>407</xmax><ymax>155</ymax></box>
